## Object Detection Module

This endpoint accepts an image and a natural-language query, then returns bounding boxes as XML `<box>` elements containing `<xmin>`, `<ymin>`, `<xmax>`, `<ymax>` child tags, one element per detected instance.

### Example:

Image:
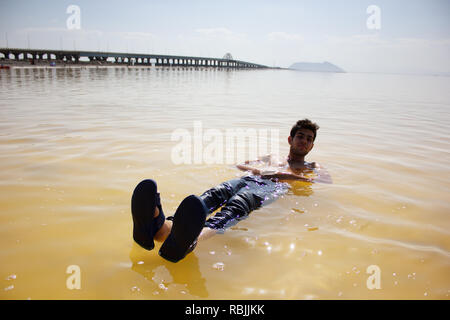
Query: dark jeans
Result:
<box><xmin>200</xmin><ymin>175</ymin><xmax>289</xmax><ymax>231</ymax></box>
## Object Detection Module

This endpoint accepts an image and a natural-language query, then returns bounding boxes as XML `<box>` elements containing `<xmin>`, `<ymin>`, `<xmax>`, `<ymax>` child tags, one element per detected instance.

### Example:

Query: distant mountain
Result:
<box><xmin>289</xmin><ymin>61</ymin><xmax>345</xmax><ymax>73</ymax></box>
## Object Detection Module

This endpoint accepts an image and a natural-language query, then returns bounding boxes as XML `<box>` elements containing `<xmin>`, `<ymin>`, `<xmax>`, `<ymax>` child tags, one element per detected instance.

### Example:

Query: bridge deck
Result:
<box><xmin>0</xmin><ymin>48</ymin><xmax>268</xmax><ymax>69</ymax></box>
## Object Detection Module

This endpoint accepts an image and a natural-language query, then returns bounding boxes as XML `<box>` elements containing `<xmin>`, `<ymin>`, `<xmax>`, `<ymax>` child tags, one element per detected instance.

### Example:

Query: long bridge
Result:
<box><xmin>0</xmin><ymin>48</ymin><xmax>268</xmax><ymax>69</ymax></box>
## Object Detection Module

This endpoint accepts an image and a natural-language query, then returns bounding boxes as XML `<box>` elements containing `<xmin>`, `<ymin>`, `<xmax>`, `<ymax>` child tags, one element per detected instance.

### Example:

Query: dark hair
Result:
<box><xmin>290</xmin><ymin>119</ymin><xmax>320</xmax><ymax>141</ymax></box>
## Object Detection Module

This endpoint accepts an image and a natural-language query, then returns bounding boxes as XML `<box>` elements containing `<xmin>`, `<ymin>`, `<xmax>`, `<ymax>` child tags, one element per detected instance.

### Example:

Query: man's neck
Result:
<box><xmin>287</xmin><ymin>153</ymin><xmax>306</xmax><ymax>168</ymax></box>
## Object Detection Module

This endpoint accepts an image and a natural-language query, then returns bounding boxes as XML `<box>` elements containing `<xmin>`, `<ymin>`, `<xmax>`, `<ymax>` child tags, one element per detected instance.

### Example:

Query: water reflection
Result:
<box><xmin>129</xmin><ymin>243</ymin><xmax>208</xmax><ymax>298</ymax></box>
<box><xmin>289</xmin><ymin>180</ymin><xmax>314</xmax><ymax>197</ymax></box>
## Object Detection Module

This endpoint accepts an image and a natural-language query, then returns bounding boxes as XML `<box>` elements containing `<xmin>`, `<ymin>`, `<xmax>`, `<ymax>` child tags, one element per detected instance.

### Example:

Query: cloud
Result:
<box><xmin>326</xmin><ymin>34</ymin><xmax>450</xmax><ymax>49</ymax></box>
<box><xmin>184</xmin><ymin>27</ymin><xmax>249</xmax><ymax>58</ymax></box>
<box><xmin>395</xmin><ymin>37</ymin><xmax>450</xmax><ymax>47</ymax></box>
<box><xmin>267</xmin><ymin>32</ymin><xmax>303</xmax><ymax>42</ymax></box>
<box><xmin>18</xmin><ymin>27</ymin><xmax>103</xmax><ymax>38</ymax></box>
<box><xmin>322</xmin><ymin>34</ymin><xmax>450</xmax><ymax>73</ymax></box>
<box><xmin>17</xmin><ymin>27</ymin><xmax>156</xmax><ymax>41</ymax></box>
<box><xmin>195</xmin><ymin>27</ymin><xmax>233</xmax><ymax>36</ymax></box>
<box><xmin>113</xmin><ymin>31</ymin><xmax>156</xmax><ymax>41</ymax></box>
<box><xmin>326</xmin><ymin>34</ymin><xmax>386</xmax><ymax>46</ymax></box>
<box><xmin>7</xmin><ymin>27</ymin><xmax>157</xmax><ymax>53</ymax></box>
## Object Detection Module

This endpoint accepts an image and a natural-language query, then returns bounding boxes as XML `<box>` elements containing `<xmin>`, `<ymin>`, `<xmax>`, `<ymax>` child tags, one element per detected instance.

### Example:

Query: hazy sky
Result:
<box><xmin>1</xmin><ymin>0</ymin><xmax>449</xmax><ymax>73</ymax></box>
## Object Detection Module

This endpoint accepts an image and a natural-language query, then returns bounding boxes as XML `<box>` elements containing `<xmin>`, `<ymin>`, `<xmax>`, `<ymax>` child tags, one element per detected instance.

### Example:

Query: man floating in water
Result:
<box><xmin>131</xmin><ymin>119</ymin><xmax>331</xmax><ymax>262</ymax></box>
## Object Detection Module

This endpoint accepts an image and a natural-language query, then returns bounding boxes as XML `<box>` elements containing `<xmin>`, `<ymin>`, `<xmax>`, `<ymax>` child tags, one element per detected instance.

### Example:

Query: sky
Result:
<box><xmin>0</xmin><ymin>0</ymin><xmax>449</xmax><ymax>74</ymax></box>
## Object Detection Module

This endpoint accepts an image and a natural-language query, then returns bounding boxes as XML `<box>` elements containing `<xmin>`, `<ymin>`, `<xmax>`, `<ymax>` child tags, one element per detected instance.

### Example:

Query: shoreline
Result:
<box><xmin>0</xmin><ymin>60</ymin><xmax>286</xmax><ymax>71</ymax></box>
<box><xmin>0</xmin><ymin>63</ymin><xmax>280</xmax><ymax>71</ymax></box>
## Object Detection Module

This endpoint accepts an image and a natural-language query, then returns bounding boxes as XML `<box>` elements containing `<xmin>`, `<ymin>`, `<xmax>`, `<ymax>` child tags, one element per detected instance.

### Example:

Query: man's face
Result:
<box><xmin>288</xmin><ymin>128</ymin><xmax>315</xmax><ymax>157</ymax></box>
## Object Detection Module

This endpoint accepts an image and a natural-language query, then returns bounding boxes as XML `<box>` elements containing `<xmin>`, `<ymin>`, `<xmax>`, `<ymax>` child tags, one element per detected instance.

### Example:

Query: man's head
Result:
<box><xmin>288</xmin><ymin>119</ymin><xmax>319</xmax><ymax>158</ymax></box>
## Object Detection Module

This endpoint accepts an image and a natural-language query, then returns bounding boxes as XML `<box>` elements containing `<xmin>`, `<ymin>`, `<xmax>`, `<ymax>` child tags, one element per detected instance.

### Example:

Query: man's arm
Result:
<box><xmin>236</xmin><ymin>154</ymin><xmax>275</xmax><ymax>175</ymax></box>
<box><xmin>241</xmin><ymin>154</ymin><xmax>274</xmax><ymax>166</ymax></box>
<box><xmin>236</xmin><ymin>162</ymin><xmax>314</xmax><ymax>182</ymax></box>
<box><xmin>236</xmin><ymin>155</ymin><xmax>324</xmax><ymax>183</ymax></box>
<box><xmin>261</xmin><ymin>171</ymin><xmax>314</xmax><ymax>182</ymax></box>
<box><xmin>313</xmin><ymin>164</ymin><xmax>333</xmax><ymax>184</ymax></box>
<box><xmin>236</xmin><ymin>163</ymin><xmax>263</xmax><ymax>176</ymax></box>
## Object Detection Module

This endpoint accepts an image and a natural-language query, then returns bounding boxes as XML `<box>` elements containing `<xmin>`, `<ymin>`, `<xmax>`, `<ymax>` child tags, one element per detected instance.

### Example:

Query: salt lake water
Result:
<box><xmin>0</xmin><ymin>66</ymin><xmax>449</xmax><ymax>299</ymax></box>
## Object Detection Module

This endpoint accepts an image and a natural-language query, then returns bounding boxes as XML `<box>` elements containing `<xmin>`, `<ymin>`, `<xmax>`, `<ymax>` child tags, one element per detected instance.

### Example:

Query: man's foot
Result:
<box><xmin>131</xmin><ymin>179</ymin><xmax>166</xmax><ymax>250</ymax></box>
<box><xmin>159</xmin><ymin>195</ymin><xmax>208</xmax><ymax>263</ymax></box>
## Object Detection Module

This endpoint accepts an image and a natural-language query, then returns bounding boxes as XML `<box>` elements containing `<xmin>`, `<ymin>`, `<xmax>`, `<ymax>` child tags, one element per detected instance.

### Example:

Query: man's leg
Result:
<box><xmin>154</xmin><ymin>177</ymin><xmax>248</xmax><ymax>242</ymax></box>
<box><xmin>203</xmin><ymin>177</ymin><xmax>289</xmax><ymax>232</ymax></box>
<box><xmin>139</xmin><ymin>177</ymin><xmax>287</xmax><ymax>246</ymax></box>
<box><xmin>153</xmin><ymin>207</ymin><xmax>172</xmax><ymax>242</ymax></box>
<box><xmin>199</xmin><ymin>178</ymin><xmax>248</xmax><ymax>214</ymax></box>
<box><xmin>203</xmin><ymin>189</ymin><xmax>264</xmax><ymax>231</ymax></box>
<box><xmin>136</xmin><ymin>177</ymin><xmax>287</xmax><ymax>262</ymax></box>
<box><xmin>154</xmin><ymin>216</ymin><xmax>217</xmax><ymax>242</ymax></box>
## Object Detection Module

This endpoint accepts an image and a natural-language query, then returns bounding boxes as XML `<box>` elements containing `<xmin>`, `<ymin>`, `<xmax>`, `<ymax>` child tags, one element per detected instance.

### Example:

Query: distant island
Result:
<box><xmin>289</xmin><ymin>61</ymin><xmax>345</xmax><ymax>73</ymax></box>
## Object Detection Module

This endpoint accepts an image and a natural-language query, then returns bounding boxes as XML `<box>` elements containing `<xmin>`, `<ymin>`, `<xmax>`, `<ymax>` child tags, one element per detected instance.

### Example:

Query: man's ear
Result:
<box><xmin>288</xmin><ymin>136</ymin><xmax>292</xmax><ymax>145</ymax></box>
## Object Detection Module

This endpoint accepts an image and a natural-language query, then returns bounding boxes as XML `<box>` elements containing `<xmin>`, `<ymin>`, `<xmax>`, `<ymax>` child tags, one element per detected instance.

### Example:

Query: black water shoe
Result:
<box><xmin>159</xmin><ymin>195</ymin><xmax>207</xmax><ymax>262</ymax></box>
<box><xmin>131</xmin><ymin>179</ymin><xmax>166</xmax><ymax>250</ymax></box>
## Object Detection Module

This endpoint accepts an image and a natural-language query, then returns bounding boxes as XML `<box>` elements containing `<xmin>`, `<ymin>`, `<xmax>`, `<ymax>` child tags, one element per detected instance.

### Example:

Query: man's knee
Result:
<box><xmin>200</xmin><ymin>178</ymin><xmax>247</xmax><ymax>211</ymax></box>
<box><xmin>232</xmin><ymin>190</ymin><xmax>265</xmax><ymax>212</ymax></box>
<box><xmin>204</xmin><ymin>191</ymin><xmax>264</xmax><ymax>230</ymax></box>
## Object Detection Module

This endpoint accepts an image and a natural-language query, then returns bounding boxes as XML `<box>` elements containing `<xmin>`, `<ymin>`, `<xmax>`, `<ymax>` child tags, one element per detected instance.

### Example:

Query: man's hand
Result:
<box><xmin>251</xmin><ymin>168</ymin><xmax>262</xmax><ymax>175</ymax></box>
<box><xmin>236</xmin><ymin>164</ymin><xmax>262</xmax><ymax>174</ymax></box>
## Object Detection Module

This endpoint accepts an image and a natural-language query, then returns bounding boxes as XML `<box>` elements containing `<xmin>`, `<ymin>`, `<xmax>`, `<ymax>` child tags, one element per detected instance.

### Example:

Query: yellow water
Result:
<box><xmin>0</xmin><ymin>67</ymin><xmax>449</xmax><ymax>299</ymax></box>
